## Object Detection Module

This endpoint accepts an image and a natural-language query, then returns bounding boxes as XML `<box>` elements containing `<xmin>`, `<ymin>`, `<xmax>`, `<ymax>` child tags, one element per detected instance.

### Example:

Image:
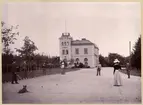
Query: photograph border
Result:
<box><xmin>0</xmin><ymin>0</ymin><xmax>142</xmax><ymax>105</ymax></box>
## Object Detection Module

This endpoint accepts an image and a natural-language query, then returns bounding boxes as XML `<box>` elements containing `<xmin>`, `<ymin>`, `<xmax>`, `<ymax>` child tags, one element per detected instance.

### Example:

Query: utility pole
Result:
<box><xmin>129</xmin><ymin>41</ymin><xmax>131</xmax><ymax>57</ymax></box>
<box><xmin>128</xmin><ymin>41</ymin><xmax>131</xmax><ymax>78</ymax></box>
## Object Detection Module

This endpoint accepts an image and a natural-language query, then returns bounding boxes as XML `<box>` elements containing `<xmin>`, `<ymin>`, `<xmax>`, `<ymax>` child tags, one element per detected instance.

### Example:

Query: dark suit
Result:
<box><xmin>97</xmin><ymin>65</ymin><xmax>101</xmax><ymax>76</ymax></box>
<box><xmin>11</xmin><ymin>72</ymin><xmax>18</xmax><ymax>84</ymax></box>
<box><xmin>126</xmin><ymin>64</ymin><xmax>130</xmax><ymax>78</ymax></box>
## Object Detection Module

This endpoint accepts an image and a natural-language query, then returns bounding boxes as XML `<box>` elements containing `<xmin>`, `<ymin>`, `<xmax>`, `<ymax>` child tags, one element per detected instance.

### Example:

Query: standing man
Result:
<box><xmin>11</xmin><ymin>71</ymin><xmax>19</xmax><ymax>84</ymax></box>
<box><xmin>23</xmin><ymin>61</ymin><xmax>28</xmax><ymax>79</ymax></box>
<box><xmin>126</xmin><ymin>63</ymin><xmax>130</xmax><ymax>78</ymax></box>
<box><xmin>97</xmin><ymin>63</ymin><xmax>102</xmax><ymax>76</ymax></box>
<box><xmin>42</xmin><ymin>62</ymin><xmax>47</xmax><ymax>75</ymax></box>
<box><xmin>11</xmin><ymin>60</ymin><xmax>19</xmax><ymax>84</ymax></box>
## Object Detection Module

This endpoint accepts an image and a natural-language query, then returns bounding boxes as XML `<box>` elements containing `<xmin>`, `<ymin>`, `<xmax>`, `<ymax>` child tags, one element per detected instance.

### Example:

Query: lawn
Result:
<box><xmin>120</xmin><ymin>68</ymin><xmax>141</xmax><ymax>77</ymax></box>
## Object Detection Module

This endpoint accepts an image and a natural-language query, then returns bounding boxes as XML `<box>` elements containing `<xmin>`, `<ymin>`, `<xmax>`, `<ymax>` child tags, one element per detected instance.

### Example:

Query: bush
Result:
<box><xmin>78</xmin><ymin>63</ymin><xmax>84</xmax><ymax>68</ymax></box>
<box><xmin>87</xmin><ymin>66</ymin><xmax>90</xmax><ymax>68</ymax></box>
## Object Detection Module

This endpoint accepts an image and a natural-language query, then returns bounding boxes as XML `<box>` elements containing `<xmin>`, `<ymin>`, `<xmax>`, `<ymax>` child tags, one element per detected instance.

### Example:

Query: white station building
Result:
<box><xmin>59</xmin><ymin>32</ymin><xmax>99</xmax><ymax>68</ymax></box>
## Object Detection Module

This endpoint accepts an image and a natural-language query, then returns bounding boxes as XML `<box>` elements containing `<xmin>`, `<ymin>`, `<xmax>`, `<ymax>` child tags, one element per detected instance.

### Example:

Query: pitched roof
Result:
<box><xmin>71</xmin><ymin>38</ymin><xmax>99</xmax><ymax>49</ymax></box>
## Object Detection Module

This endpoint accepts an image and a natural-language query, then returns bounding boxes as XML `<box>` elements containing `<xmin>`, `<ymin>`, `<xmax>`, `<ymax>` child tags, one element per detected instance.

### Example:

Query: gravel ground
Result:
<box><xmin>2</xmin><ymin>67</ymin><xmax>141</xmax><ymax>104</ymax></box>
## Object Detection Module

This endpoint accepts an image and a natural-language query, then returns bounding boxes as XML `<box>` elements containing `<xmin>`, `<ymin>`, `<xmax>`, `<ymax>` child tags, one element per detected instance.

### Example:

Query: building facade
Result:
<box><xmin>59</xmin><ymin>32</ymin><xmax>99</xmax><ymax>68</ymax></box>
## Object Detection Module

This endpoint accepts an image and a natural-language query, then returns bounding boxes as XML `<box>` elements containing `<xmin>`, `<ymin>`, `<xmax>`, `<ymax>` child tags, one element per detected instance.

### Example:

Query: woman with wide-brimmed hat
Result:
<box><xmin>113</xmin><ymin>59</ymin><xmax>122</xmax><ymax>86</ymax></box>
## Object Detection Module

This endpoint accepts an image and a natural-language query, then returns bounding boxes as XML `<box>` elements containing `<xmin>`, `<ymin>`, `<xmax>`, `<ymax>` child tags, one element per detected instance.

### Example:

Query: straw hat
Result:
<box><xmin>113</xmin><ymin>59</ymin><xmax>120</xmax><ymax>63</ymax></box>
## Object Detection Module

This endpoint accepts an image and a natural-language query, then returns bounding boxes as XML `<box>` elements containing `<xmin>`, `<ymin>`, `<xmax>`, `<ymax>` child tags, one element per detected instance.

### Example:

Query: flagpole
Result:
<box><xmin>65</xmin><ymin>19</ymin><xmax>67</xmax><ymax>33</ymax></box>
<box><xmin>129</xmin><ymin>41</ymin><xmax>131</xmax><ymax>56</ymax></box>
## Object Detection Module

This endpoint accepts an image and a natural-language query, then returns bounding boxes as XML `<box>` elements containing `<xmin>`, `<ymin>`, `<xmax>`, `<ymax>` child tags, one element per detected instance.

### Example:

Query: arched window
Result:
<box><xmin>84</xmin><ymin>58</ymin><xmax>88</xmax><ymax>62</ymax></box>
<box><xmin>84</xmin><ymin>58</ymin><xmax>88</xmax><ymax>66</ymax></box>
<box><xmin>64</xmin><ymin>42</ymin><xmax>66</xmax><ymax>46</ymax></box>
<box><xmin>76</xmin><ymin>58</ymin><xmax>79</xmax><ymax>62</ymax></box>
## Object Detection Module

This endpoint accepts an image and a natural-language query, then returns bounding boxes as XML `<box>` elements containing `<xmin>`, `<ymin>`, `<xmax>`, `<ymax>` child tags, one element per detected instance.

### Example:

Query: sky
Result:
<box><xmin>2</xmin><ymin>2</ymin><xmax>141</xmax><ymax>57</ymax></box>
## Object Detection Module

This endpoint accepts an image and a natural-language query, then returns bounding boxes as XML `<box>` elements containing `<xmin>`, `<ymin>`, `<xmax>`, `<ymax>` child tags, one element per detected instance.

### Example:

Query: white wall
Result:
<box><xmin>59</xmin><ymin>36</ymin><xmax>99</xmax><ymax>67</ymax></box>
<box><xmin>59</xmin><ymin>37</ymin><xmax>72</xmax><ymax>61</ymax></box>
<box><xmin>71</xmin><ymin>45</ymin><xmax>96</xmax><ymax>67</ymax></box>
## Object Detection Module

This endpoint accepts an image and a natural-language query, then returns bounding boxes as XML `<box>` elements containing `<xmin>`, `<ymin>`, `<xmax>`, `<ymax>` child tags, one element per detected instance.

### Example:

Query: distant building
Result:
<box><xmin>59</xmin><ymin>32</ymin><xmax>99</xmax><ymax>68</ymax></box>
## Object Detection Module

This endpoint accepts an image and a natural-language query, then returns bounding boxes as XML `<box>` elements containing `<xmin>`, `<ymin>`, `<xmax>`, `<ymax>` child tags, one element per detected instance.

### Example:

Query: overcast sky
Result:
<box><xmin>2</xmin><ymin>2</ymin><xmax>141</xmax><ymax>57</ymax></box>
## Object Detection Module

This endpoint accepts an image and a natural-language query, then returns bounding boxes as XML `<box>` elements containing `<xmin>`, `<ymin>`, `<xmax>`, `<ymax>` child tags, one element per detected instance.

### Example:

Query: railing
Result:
<box><xmin>2</xmin><ymin>64</ymin><xmax>80</xmax><ymax>83</ymax></box>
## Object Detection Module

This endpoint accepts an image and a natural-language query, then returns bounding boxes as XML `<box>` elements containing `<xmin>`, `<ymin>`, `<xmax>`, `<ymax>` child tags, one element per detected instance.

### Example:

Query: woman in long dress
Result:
<box><xmin>61</xmin><ymin>61</ymin><xmax>65</xmax><ymax>74</ymax></box>
<box><xmin>61</xmin><ymin>61</ymin><xmax>65</xmax><ymax>69</ymax></box>
<box><xmin>113</xmin><ymin>59</ymin><xmax>122</xmax><ymax>86</ymax></box>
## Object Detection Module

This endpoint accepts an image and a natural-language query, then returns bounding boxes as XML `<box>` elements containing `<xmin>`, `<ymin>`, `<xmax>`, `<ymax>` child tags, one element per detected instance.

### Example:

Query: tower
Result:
<box><xmin>59</xmin><ymin>20</ymin><xmax>72</xmax><ymax>62</ymax></box>
<box><xmin>59</xmin><ymin>32</ymin><xmax>72</xmax><ymax>62</ymax></box>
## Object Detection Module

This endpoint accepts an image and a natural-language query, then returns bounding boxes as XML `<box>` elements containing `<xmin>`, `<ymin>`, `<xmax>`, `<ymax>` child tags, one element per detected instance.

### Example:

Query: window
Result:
<box><xmin>62</xmin><ymin>50</ymin><xmax>65</xmax><ymax>55</ymax></box>
<box><xmin>75</xmin><ymin>48</ymin><xmax>79</xmax><ymax>54</ymax></box>
<box><xmin>84</xmin><ymin>58</ymin><xmax>88</xmax><ymax>61</ymax></box>
<box><xmin>66</xmin><ymin>50</ymin><xmax>68</xmax><ymax>54</ymax></box>
<box><xmin>64</xmin><ymin>42</ymin><xmax>66</xmax><ymax>46</ymax></box>
<box><xmin>84</xmin><ymin>48</ymin><xmax>88</xmax><ymax>54</ymax></box>
<box><xmin>84</xmin><ymin>58</ymin><xmax>88</xmax><ymax>66</ymax></box>
<box><xmin>76</xmin><ymin>58</ymin><xmax>79</xmax><ymax>62</ymax></box>
<box><xmin>67</xmin><ymin>42</ymin><xmax>69</xmax><ymax>45</ymax></box>
<box><xmin>62</xmin><ymin>42</ymin><xmax>63</xmax><ymax>46</ymax></box>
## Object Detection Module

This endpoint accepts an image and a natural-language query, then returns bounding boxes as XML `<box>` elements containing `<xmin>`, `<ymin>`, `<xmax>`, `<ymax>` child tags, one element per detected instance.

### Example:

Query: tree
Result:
<box><xmin>131</xmin><ymin>36</ymin><xmax>141</xmax><ymax>70</ymax></box>
<box><xmin>2</xmin><ymin>21</ymin><xmax>19</xmax><ymax>73</ymax></box>
<box><xmin>108</xmin><ymin>53</ymin><xmax>125</xmax><ymax>66</ymax></box>
<box><xmin>99</xmin><ymin>54</ymin><xmax>109</xmax><ymax>67</ymax></box>
<box><xmin>1</xmin><ymin>21</ymin><xmax>19</xmax><ymax>54</ymax></box>
<box><xmin>16</xmin><ymin>36</ymin><xmax>38</xmax><ymax>71</ymax></box>
<box><xmin>16</xmin><ymin>36</ymin><xmax>38</xmax><ymax>59</ymax></box>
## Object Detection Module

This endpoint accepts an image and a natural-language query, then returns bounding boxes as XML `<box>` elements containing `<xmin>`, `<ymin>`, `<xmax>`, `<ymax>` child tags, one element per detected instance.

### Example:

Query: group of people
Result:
<box><xmin>97</xmin><ymin>58</ymin><xmax>130</xmax><ymax>86</ymax></box>
<box><xmin>11</xmin><ymin>58</ymin><xmax>130</xmax><ymax>86</ymax></box>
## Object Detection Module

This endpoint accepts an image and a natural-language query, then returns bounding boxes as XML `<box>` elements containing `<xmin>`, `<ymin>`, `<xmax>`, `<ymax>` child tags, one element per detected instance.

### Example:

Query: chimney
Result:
<box><xmin>82</xmin><ymin>38</ymin><xmax>86</xmax><ymax>40</ymax></box>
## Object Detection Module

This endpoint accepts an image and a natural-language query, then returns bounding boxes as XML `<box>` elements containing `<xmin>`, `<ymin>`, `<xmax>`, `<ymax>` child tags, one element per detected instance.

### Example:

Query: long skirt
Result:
<box><xmin>114</xmin><ymin>70</ymin><xmax>122</xmax><ymax>86</ymax></box>
<box><xmin>61</xmin><ymin>65</ymin><xmax>64</xmax><ymax>69</ymax></box>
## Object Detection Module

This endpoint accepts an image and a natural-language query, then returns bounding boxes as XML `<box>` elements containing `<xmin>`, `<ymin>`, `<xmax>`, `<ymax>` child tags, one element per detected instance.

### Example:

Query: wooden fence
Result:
<box><xmin>2</xmin><ymin>65</ymin><xmax>80</xmax><ymax>83</ymax></box>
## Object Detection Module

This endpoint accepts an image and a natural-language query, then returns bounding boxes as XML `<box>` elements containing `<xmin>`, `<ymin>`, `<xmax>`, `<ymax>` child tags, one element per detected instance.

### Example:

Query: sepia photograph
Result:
<box><xmin>2</xmin><ymin>1</ymin><xmax>141</xmax><ymax>104</ymax></box>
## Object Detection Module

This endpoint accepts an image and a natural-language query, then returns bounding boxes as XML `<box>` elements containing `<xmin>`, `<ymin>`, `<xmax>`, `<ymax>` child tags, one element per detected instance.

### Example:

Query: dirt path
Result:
<box><xmin>2</xmin><ymin>67</ymin><xmax>141</xmax><ymax>104</ymax></box>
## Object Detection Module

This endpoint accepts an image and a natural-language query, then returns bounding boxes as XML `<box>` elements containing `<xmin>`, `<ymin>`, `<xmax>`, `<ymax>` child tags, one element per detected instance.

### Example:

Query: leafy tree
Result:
<box><xmin>16</xmin><ymin>36</ymin><xmax>38</xmax><ymax>60</ymax></box>
<box><xmin>108</xmin><ymin>53</ymin><xmax>125</xmax><ymax>66</ymax></box>
<box><xmin>1</xmin><ymin>21</ymin><xmax>19</xmax><ymax>54</ymax></box>
<box><xmin>1</xmin><ymin>21</ymin><xmax>19</xmax><ymax>73</ymax></box>
<box><xmin>15</xmin><ymin>36</ymin><xmax>38</xmax><ymax>70</ymax></box>
<box><xmin>131</xmin><ymin>36</ymin><xmax>141</xmax><ymax>70</ymax></box>
<box><xmin>99</xmin><ymin>54</ymin><xmax>109</xmax><ymax>67</ymax></box>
